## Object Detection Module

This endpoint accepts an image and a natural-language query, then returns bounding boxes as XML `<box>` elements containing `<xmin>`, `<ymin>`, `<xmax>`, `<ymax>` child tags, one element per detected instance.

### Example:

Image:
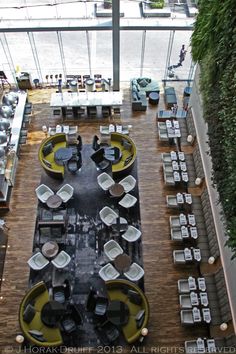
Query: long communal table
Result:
<box><xmin>50</xmin><ymin>91</ymin><xmax>123</xmax><ymax>107</ymax></box>
<box><xmin>50</xmin><ymin>91</ymin><xmax>123</xmax><ymax>119</ymax></box>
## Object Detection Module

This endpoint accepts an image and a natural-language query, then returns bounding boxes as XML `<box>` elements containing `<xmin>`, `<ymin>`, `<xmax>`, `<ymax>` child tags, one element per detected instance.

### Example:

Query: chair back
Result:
<box><xmin>92</xmin><ymin>135</ymin><xmax>100</xmax><ymax>151</ymax></box>
<box><xmin>90</xmin><ymin>148</ymin><xmax>105</xmax><ymax>164</ymax></box>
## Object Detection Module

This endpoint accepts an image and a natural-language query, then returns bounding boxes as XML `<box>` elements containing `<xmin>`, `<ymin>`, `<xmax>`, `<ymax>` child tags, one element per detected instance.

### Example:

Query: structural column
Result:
<box><xmin>112</xmin><ymin>0</ymin><xmax>120</xmax><ymax>91</ymax></box>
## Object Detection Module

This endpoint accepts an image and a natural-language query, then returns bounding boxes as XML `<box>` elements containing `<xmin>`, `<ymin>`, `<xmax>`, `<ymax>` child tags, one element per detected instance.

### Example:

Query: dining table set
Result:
<box><xmin>170</xmin><ymin>213</ymin><xmax>199</xmax><ymax>241</ymax></box>
<box><xmin>163</xmin><ymin>150</ymin><xmax>189</xmax><ymax>185</ymax></box>
<box><xmin>179</xmin><ymin>276</ymin><xmax>212</xmax><ymax>325</ymax></box>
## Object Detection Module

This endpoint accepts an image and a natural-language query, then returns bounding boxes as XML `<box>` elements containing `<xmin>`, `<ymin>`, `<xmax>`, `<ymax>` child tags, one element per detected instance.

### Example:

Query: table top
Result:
<box><xmin>50</xmin><ymin>91</ymin><xmax>123</xmax><ymax>107</ymax></box>
<box><xmin>109</xmin><ymin>183</ymin><xmax>125</xmax><ymax>197</ymax></box>
<box><xmin>46</xmin><ymin>194</ymin><xmax>63</xmax><ymax>209</ymax></box>
<box><xmin>107</xmin><ymin>300</ymin><xmax>130</xmax><ymax>326</ymax></box>
<box><xmin>54</xmin><ymin>147</ymin><xmax>73</xmax><ymax>164</ymax></box>
<box><xmin>104</xmin><ymin>146</ymin><xmax>122</xmax><ymax>163</ymax></box>
<box><xmin>114</xmin><ymin>253</ymin><xmax>131</xmax><ymax>273</ymax></box>
<box><xmin>41</xmin><ymin>301</ymin><xmax>65</xmax><ymax>327</ymax></box>
<box><xmin>42</xmin><ymin>241</ymin><xmax>59</xmax><ymax>259</ymax></box>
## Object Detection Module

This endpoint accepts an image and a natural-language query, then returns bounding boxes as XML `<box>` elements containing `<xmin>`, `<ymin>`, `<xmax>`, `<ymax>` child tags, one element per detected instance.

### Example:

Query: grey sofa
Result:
<box><xmin>131</xmin><ymin>78</ymin><xmax>160</xmax><ymax>111</ymax></box>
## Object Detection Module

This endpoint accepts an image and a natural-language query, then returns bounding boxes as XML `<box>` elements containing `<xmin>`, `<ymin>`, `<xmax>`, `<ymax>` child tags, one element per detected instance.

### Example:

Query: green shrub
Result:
<box><xmin>149</xmin><ymin>0</ymin><xmax>164</xmax><ymax>9</ymax></box>
<box><xmin>191</xmin><ymin>0</ymin><xmax>236</xmax><ymax>257</ymax></box>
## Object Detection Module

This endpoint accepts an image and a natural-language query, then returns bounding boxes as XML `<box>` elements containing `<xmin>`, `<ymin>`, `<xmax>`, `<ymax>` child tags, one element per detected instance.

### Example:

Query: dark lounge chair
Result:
<box><xmin>67</xmin><ymin>152</ymin><xmax>82</xmax><ymax>173</ymax></box>
<box><xmin>90</xmin><ymin>148</ymin><xmax>110</xmax><ymax>171</ymax></box>
<box><xmin>95</xmin><ymin>320</ymin><xmax>120</xmax><ymax>345</ymax></box>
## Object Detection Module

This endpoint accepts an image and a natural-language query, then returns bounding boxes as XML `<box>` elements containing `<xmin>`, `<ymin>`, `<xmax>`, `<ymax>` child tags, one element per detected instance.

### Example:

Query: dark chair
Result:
<box><xmin>90</xmin><ymin>148</ymin><xmax>110</xmax><ymax>171</ymax></box>
<box><xmin>95</xmin><ymin>321</ymin><xmax>120</xmax><ymax>345</ymax></box>
<box><xmin>92</xmin><ymin>135</ymin><xmax>100</xmax><ymax>151</ymax></box>
<box><xmin>77</xmin><ymin>135</ymin><xmax>82</xmax><ymax>151</ymax></box>
<box><xmin>67</xmin><ymin>152</ymin><xmax>82</xmax><ymax>173</ymax></box>
<box><xmin>53</xmin><ymin>279</ymin><xmax>71</xmax><ymax>304</ymax></box>
<box><xmin>86</xmin><ymin>290</ymin><xmax>97</xmax><ymax>312</ymax></box>
<box><xmin>94</xmin><ymin>297</ymin><xmax>108</xmax><ymax>316</ymax></box>
<box><xmin>61</xmin><ymin>303</ymin><xmax>83</xmax><ymax>334</ymax></box>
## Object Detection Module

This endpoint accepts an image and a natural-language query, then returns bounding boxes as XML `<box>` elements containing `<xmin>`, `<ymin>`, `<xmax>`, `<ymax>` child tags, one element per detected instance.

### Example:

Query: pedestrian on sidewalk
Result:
<box><xmin>179</xmin><ymin>45</ymin><xmax>187</xmax><ymax>66</ymax></box>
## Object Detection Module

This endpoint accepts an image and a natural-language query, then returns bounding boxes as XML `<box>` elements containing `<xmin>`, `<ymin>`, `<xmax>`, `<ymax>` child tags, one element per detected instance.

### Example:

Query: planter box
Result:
<box><xmin>95</xmin><ymin>3</ymin><xmax>125</xmax><ymax>17</ymax></box>
<box><xmin>140</xmin><ymin>1</ymin><xmax>171</xmax><ymax>17</ymax></box>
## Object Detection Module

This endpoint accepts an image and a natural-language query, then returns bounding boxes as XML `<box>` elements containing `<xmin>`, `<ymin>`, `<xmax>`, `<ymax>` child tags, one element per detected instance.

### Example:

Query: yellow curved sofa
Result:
<box><xmin>38</xmin><ymin>133</ymin><xmax>67</xmax><ymax>179</ymax></box>
<box><xmin>19</xmin><ymin>281</ymin><xmax>63</xmax><ymax>347</ymax></box>
<box><xmin>110</xmin><ymin>133</ymin><xmax>137</xmax><ymax>176</ymax></box>
<box><xmin>106</xmin><ymin>279</ymin><xmax>149</xmax><ymax>344</ymax></box>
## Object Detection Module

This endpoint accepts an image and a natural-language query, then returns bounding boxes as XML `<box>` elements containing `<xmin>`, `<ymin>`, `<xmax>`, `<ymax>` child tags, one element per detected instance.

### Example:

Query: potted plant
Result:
<box><xmin>104</xmin><ymin>0</ymin><xmax>112</xmax><ymax>9</ymax></box>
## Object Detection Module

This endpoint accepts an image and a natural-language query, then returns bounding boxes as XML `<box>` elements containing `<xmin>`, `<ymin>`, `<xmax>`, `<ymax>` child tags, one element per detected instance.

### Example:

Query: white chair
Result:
<box><xmin>158</xmin><ymin>122</ymin><xmax>167</xmax><ymax>130</ymax></box>
<box><xmin>173</xmin><ymin>250</ymin><xmax>186</xmax><ymax>264</ymax></box>
<box><xmin>100</xmin><ymin>126</ymin><xmax>110</xmax><ymax>135</ymax></box>
<box><xmin>180</xmin><ymin>309</ymin><xmax>194</xmax><ymax>325</ymax></box>
<box><xmin>35</xmin><ymin>184</ymin><xmax>54</xmax><ymax>203</ymax></box>
<box><xmin>184</xmin><ymin>340</ymin><xmax>198</xmax><ymax>354</ymax></box>
<box><xmin>164</xmin><ymin>173</ymin><xmax>175</xmax><ymax>186</ymax></box>
<box><xmin>161</xmin><ymin>153</ymin><xmax>171</xmax><ymax>163</ymax></box>
<box><xmin>163</xmin><ymin>163</ymin><xmax>173</xmax><ymax>174</ymax></box>
<box><xmin>122</xmin><ymin>226</ymin><xmax>141</xmax><ymax>242</ymax></box>
<box><xmin>51</xmin><ymin>250</ymin><xmax>71</xmax><ymax>269</ymax></box>
<box><xmin>179</xmin><ymin>295</ymin><xmax>192</xmax><ymax>309</ymax></box>
<box><xmin>171</xmin><ymin>228</ymin><xmax>183</xmax><ymax>242</ymax></box>
<box><xmin>159</xmin><ymin>130</ymin><xmax>168</xmax><ymax>141</ymax></box>
<box><xmin>124</xmin><ymin>263</ymin><xmax>144</xmax><ymax>282</ymax></box>
<box><xmin>166</xmin><ymin>195</ymin><xmax>178</xmax><ymax>208</ymax></box>
<box><xmin>56</xmin><ymin>184</ymin><xmax>74</xmax><ymax>203</ymax></box>
<box><xmin>119</xmin><ymin>175</ymin><xmax>136</xmax><ymax>193</ymax></box>
<box><xmin>178</xmin><ymin>279</ymin><xmax>190</xmax><ymax>294</ymax></box>
<box><xmin>118</xmin><ymin>193</ymin><xmax>137</xmax><ymax>209</ymax></box>
<box><xmin>169</xmin><ymin>216</ymin><xmax>181</xmax><ymax>228</ymax></box>
<box><xmin>27</xmin><ymin>252</ymin><xmax>49</xmax><ymax>270</ymax></box>
<box><xmin>99</xmin><ymin>263</ymin><xmax>120</xmax><ymax>281</ymax></box>
<box><xmin>104</xmin><ymin>240</ymin><xmax>123</xmax><ymax>261</ymax></box>
<box><xmin>97</xmin><ymin>172</ymin><xmax>115</xmax><ymax>191</ymax></box>
<box><xmin>99</xmin><ymin>206</ymin><xmax>118</xmax><ymax>226</ymax></box>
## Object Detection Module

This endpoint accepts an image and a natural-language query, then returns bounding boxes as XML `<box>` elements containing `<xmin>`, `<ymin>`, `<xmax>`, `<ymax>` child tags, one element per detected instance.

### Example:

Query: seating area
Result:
<box><xmin>130</xmin><ymin>77</ymin><xmax>160</xmax><ymax>111</ymax></box>
<box><xmin>2</xmin><ymin>78</ymin><xmax>236</xmax><ymax>352</ymax></box>
<box><xmin>38</xmin><ymin>133</ymin><xmax>67</xmax><ymax>179</ymax></box>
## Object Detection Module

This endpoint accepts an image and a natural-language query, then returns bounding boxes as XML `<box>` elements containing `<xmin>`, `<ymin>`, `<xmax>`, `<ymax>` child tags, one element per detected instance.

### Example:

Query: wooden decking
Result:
<box><xmin>0</xmin><ymin>87</ymin><xmax>208</xmax><ymax>352</ymax></box>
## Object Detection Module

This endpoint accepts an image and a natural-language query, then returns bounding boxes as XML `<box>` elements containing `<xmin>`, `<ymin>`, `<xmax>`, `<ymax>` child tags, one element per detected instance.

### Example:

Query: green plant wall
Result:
<box><xmin>191</xmin><ymin>0</ymin><xmax>236</xmax><ymax>255</ymax></box>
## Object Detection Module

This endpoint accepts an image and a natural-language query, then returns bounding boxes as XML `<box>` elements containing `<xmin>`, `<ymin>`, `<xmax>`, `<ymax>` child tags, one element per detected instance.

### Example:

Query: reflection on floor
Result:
<box><xmin>29</xmin><ymin>144</ymin><xmax>143</xmax><ymax>347</ymax></box>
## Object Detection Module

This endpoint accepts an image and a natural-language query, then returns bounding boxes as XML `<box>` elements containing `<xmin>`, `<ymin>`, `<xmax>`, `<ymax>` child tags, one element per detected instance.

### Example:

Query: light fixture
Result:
<box><xmin>187</xmin><ymin>134</ymin><xmax>193</xmax><ymax>143</ymax></box>
<box><xmin>141</xmin><ymin>328</ymin><xmax>148</xmax><ymax>336</ymax></box>
<box><xmin>15</xmin><ymin>334</ymin><xmax>24</xmax><ymax>344</ymax></box>
<box><xmin>195</xmin><ymin>177</ymin><xmax>202</xmax><ymax>186</ymax></box>
<box><xmin>42</xmin><ymin>125</ymin><xmax>48</xmax><ymax>137</ymax></box>
<box><xmin>220</xmin><ymin>323</ymin><xmax>228</xmax><ymax>331</ymax></box>
<box><xmin>208</xmin><ymin>256</ymin><xmax>215</xmax><ymax>264</ymax></box>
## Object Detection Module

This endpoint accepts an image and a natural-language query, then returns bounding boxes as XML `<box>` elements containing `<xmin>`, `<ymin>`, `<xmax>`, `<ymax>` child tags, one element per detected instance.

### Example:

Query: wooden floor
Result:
<box><xmin>0</xmin><ymin>86</ymin><xmax>208</xmax><ymax>352</ymax></box>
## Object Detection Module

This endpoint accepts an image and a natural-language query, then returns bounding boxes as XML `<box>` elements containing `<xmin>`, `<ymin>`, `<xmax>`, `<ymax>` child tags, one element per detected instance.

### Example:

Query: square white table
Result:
<box><xmin>181</xmin><ymin>226</ymin><xmax>189</xmax><ymax>238</ymax></box>
<box><xmin>170</xmin><ymin>151</ymin><xmax>177</xmax><ymax>160</ymax></box>
<box><xmin>177</xmin><ymin>193</ymin><xmax>184</xmax><ymax>204</ymax></box>
<box><xmin>188</xmin><ymin>214</ymin><xmax>196</xmax><ymax>226</ymax></box>
<box><xmin>190</xmin><ymin>292</ymin><xmax>199</xmax><ymax>306</ymax></box>
<box><xmin>200</xmin><ymin>292</ymin><xmax>209</xmax><ymax>307</ymax></box>
<box><xmin>192</xmin><ymin>307</ymin><xmax>201</xmax><ymax>322</ymax></box>
<box><xmin>190</xmin><ymin>227</ymin><xmax>198</xmax><ymax>239</ymax></box>
<box><xmin>184</xmin><ymin>193</ymin><xmax>192</xmax><ymax>204</ymax></box>
<box><xmin>179</xmin><ymin>213</ymin><xmax>187</xmax><ymax>225</ymax></box>
<box><xmin>184</xmin><ymin>248</ymin><xmax>193</xmax><ymax>261</ymax></box>
<box><xmin>198</xmin><ymin>278</ymin><xmax>206</xmax><ymax>292</ymax></box>
<box><xmin>173</xmin><ymin>171</ymin><xmax>181</xmax><ymax>182</ymax></box>
<box><xmin>196</xmin><ymin>338</ymin><xmax>205</xmax><ymax>353</ymax></box>
<box><xmin>188</xmin><ymin>276</ymin><xmax>197</xmax><ymax>291</ymax></box>
<box><xmin>202</xmin><ymin>308</ymin><xmax>211</xmax><ymax>323</ymax></box>
<box><xmin>207</xmin><ymin>339</ymin><xmax>216</xmax><ymax>353</ymax></box>
<box><xmin>181</xmin><ymin>172</ymin><xmax>189</xmax><ymax>182</ymax></box>
<box><xmin>180</xmin><ymin>161</ymin><xmax>187</xmax><ymax>171</ymax></box>
<box><xmin>193</xmin><ymin>248</ymin><xmax>201</xmax><ymax>262</ymax></box>
<box><xmin>178</xmin><ymin>151</ymin><xmax>185</xmax><ymax>161</ymax></box>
